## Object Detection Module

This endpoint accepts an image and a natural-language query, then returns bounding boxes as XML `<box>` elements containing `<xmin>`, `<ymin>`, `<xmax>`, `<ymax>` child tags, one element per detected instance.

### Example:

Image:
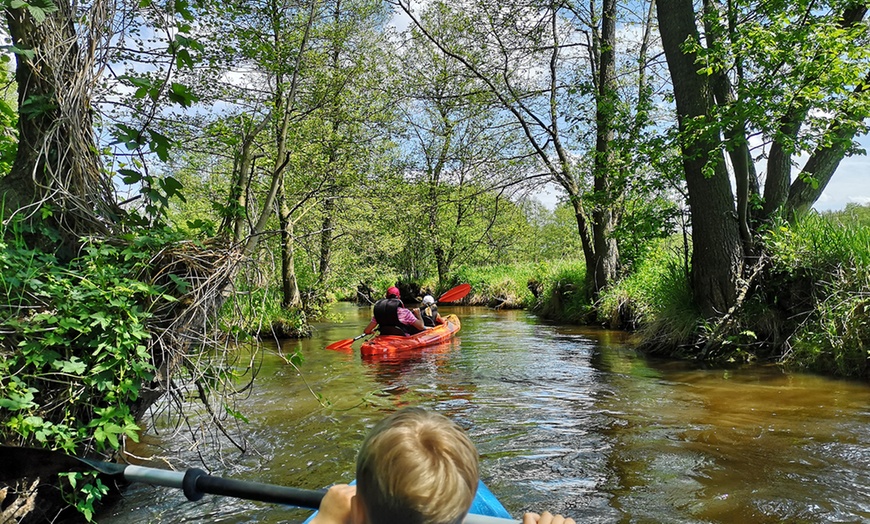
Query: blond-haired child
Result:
<box><xmin>310</xmin><ymin>407</ymin><xmax>575</xmax><ymax>524</ymax></box>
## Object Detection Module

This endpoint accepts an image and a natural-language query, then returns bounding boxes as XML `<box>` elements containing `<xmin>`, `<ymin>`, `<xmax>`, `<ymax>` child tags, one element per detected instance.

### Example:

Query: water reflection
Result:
<box><xmin>99</xmin><ymin>304</ymin><xmax>870</xmax><ymax>524</ymax></box>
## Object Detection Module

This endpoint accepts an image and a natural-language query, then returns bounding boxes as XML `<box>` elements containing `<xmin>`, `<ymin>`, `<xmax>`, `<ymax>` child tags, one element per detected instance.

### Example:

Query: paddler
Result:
<box><xmin>364</xmin><ymin>286</ymin><xmax>427</xmax><ymax>336</ymax></box>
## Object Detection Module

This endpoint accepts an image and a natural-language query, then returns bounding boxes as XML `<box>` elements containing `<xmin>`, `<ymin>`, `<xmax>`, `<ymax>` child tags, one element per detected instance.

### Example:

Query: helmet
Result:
<box><xmin>422</xmin><ymin>295</ymin><xmax>436</xmax><ymax>305</ymax></box>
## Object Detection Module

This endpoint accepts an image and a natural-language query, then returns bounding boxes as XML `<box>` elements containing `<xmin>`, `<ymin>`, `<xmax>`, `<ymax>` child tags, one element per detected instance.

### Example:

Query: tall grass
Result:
<box><xmin>765</xmin><ymin>214</ymin><xmax>870</xmax><ymax>378</ymax></box>
<box><xmin>452</xmin><ymin>259</ymin><xmax>587</xmax><ymax>317</ymax></box>
<box><xmin>598</xmin><ymin>236</ymin><xmax>700</xmax><ymax>352</ymax></box>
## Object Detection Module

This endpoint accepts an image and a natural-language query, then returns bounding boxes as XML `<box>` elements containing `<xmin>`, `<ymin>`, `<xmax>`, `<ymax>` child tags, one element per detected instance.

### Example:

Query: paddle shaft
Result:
<box><xmin>124</xmin><ymin>465</ymin><xmax>326</xmax><ymax>508</ymax></box>
<box><xmin>124</xmin><ymin>464</ymin><xmax>519</xmax><ymax>523</ymax></box>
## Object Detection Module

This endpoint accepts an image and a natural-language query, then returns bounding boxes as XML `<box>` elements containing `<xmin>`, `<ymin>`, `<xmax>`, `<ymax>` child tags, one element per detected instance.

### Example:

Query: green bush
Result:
<box><xmin>0</xmin><ymin>222</ymin><xmax>182</xmax><ymax>454</ymax></box>
<box><xmin>533</xmin><ymin>262</ymin><xmax>589</xmax><ymax>323</ymax></box>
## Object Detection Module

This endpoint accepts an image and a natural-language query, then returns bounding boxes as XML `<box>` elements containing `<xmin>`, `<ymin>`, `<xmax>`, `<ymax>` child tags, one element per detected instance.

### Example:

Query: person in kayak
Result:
<box><xmin>364</xmin><ymin>286</ymin><xmax>426</xmax><ymax>336</ymax></box>
<box><xmin>419</xmin><ymin>294</ymin><xmax>446</xmax><ymax>328</ymax></box>
<box><xmin>310</xmin><ymin>407</ymin><xmax>576</xmax><ymax>524</ymax></box>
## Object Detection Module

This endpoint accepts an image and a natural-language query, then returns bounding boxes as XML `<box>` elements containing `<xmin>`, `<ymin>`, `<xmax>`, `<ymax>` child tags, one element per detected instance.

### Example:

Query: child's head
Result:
<box><xmin>355</xmin><ymin>407</ymin><xmax>479</xmax><ymax>524</ymax></box>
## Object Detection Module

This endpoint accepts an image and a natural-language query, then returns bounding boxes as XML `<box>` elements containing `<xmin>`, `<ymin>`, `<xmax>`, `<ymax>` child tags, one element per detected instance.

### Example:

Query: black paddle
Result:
<box><xmin>0</xmin><ymin>445</ymin><xmax>324</xmax><ymax>508</ymax></box>
<box><xmin>0</xmin><ymin>446</ymin><xmax>519</xmax><ymax>523</ymax></box>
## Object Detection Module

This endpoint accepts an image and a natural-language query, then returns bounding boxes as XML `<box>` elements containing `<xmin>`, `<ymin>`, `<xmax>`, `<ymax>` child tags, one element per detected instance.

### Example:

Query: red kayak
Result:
<box><xmin>360</xmin><ymin>315</ymin><xmax>461</xmax><ymax>356</ymax></box>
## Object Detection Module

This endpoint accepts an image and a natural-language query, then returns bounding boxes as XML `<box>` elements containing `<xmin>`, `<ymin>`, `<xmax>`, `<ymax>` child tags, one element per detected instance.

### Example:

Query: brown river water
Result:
<box><xmin>100</xmin><ymin>303</ymin><xmax>870</xmax><ymax>523</ymax></box>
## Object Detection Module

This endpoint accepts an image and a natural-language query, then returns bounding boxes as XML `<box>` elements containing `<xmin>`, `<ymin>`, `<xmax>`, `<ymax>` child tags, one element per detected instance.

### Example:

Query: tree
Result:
<box><xmin>397</xmin><ymin>0</ymin><xmax>662</xmax><ymax>299</ymax></box>
<box><xmin>655</xmin><ymin>0</ymin><xmax>869</xmax><ymax>319</ymax></box>
<box><xmin>397</xmin><ymin>14</ymin><xmax>531</xmax><ymax>286</ymax></box>
<box><xmin>656</xmin><ymin>0</ymin><xmax>743</xmax><ymax>317</ymax></box>
<box><xmin>2</xmin><ymin>0</ymin><xmax>116</xmax><ymax>249</ymax></box>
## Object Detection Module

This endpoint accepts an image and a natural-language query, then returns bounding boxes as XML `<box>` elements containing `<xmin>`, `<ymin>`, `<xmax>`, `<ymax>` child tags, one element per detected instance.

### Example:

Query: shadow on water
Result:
<box><xmin>100</xmin><ymin>303</ymin><xmax>870</xmax><ymax>523</ymax></box>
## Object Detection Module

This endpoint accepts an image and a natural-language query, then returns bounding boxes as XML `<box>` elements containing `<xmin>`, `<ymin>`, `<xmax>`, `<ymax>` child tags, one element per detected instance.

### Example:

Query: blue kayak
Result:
<box><xmin>302</xmin><ymin>480</ymin><xmax>514</xmax><ymax>523</ymax></box>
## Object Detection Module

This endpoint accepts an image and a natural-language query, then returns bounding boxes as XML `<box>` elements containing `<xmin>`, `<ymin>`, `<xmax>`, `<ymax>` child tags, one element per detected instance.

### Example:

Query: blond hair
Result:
<box><xmin>356</xmin><ymin>407</ymin><xmax>479</xmax><ymax>524</ymax></box>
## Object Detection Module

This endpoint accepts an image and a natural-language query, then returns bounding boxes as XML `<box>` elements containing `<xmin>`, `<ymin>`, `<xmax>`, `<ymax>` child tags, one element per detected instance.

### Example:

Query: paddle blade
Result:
<box><xmin>325</xmin><ymin>338</ymin><xmax>355</xmax><ymax>351</ymax></box>
<box><xmin>0</xmin><ymin>446</ymin><xmax>124</xmax><ymax>481</ymax></box>
<box><xmin>325</xmin><ymin>333</ymin><xmax>365</xmax><ymax>351</ymax></box>
<box><xmin>438</xmin><ymin>283</ymin><xmax>471</xmax><ymax>303</ymax></box>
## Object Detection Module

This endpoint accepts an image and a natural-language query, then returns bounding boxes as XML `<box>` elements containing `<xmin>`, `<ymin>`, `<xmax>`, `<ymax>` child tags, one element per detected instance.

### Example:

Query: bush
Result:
<box><xmin>0</xmin><ymin>223</ymin><xmax>186</xmax><ymax>454</ymax></box>
<box><xmin>452</xmin><ymin>260</ymin><xmax>588</xmax><ymax>317</ymax></box>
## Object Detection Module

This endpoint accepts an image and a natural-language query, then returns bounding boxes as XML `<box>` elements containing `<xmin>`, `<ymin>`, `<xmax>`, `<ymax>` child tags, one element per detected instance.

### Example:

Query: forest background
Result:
<box><xmin>1</xmin><ymin>0</ymin><xmax>869</xmax><ymax>520</ymax></box>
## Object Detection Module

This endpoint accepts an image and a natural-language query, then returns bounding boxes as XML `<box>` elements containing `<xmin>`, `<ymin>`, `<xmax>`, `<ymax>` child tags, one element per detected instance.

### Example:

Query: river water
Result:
<box><xmin>100</xmin><ymin>303</ymin><xmax>870</xmax><ymax>523</ymax></box>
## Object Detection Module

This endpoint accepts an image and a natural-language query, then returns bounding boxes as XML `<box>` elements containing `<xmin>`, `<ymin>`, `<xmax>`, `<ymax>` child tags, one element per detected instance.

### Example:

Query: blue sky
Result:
<box><xmin>812</xmin><ymin>133</ymin><xmax>870</xmax><ymax>211</ymax></box>
<box><xmin>534</xmin><ymin>132</ymin><xmax>870</xmax><ymax>213</ymax></box>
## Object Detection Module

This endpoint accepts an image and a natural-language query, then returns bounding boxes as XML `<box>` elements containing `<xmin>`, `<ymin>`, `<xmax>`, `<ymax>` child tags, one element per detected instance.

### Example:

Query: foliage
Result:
<box><xmin>532</xmin><ymin>262</ymin><xmax>591</xmax><ymax>324</ymax></box>
<box><xmin>452</xmin><ymin>259</ymin><xmax>587</xmax><ymax>312</ymax></box>
<box><xmin>0</xmin><ymin>220</ymin><xmax>194</xmax><ymax>454</ymax></box>
<box><xmin>765</xmin><ymin>213</ymin><xmax>870</xmax><ymax>378</ymax></box>
<box><xmin>0</xmin><ymin>217</ymin><xmax>201</xmax><ymax>519</ymax></box>
<box><xmin>598</xmin><ymin>236</ymin><xmax>700</xmax><ymax>351</ymax></box>
<box><xmin>59</xmin><ymin>472</ymin><xmax>109</xmax><ymax>522</ymax></box>
<box><xmin>223</xmin><ymin>278</ymin><xmax>313</xmax><ymax>338</ymax></box>
<box><xmin>521</xmin><ymin>201</ymin><xmax>585</xmax><ymax>261</ymax></box>
<box><xmin>0</xmin><ymin>57</ymin><xmax>17</xmax><ymax>176</ymax></box>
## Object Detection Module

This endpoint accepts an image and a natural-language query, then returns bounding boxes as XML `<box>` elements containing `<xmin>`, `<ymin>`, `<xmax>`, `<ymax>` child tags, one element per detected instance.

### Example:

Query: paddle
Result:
<box><xmin>0</xmin><ymin>446</ymin><xmax>519</xmax><ymax>524</ymax></box>
<box><xmin>324</xmin><ymin>283</ymin><xmax>471</xmax><ymax>351</ymax></box>
<box><xmin>437</xmin><ymin>282</ymin><xmax>471</xmax><ymax>303</ymax></box>
<box><xmin>324</xmin><ymin>332</ymin><xmax>366</xmax><ymax>351</ymax></box>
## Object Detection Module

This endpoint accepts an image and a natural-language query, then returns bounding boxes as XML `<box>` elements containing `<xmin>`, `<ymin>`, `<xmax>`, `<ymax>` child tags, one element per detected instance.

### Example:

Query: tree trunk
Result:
<box><xmin>702</xmin><ymin>0</ymin><xmax>756</xmax><ymax>247</ymax></box>
<box><xmin>785</xmin><ymin>104</ymin><xmax>868</xmax><ymax>218</ymax></box>
<box><xmin>657</xmin><ymin>0</ymin><xmax>742</xmax><ymax>318</ymax></box>
<box><xmin>762</xmin><ymin>108</ymin><xmax>805</xmax><ymax>219</ymax></box>
<box><xmin>279</xmin><ymin>184</ymin><xmax>302</xmax><ymax>308</ymax></box>
<box><xmin>590</xmin><ymin>0</ymin><xmax>619</xmax><ymax>297</ymax></box>
<box><xmin>2</xmin><ymin>2</ymin><xmax>116</xmax><ymax>247</ymax></box>
<box><xmin>318</xmin><ymin>193</ymin><xmax>334</xmax><ymax>285</ymax></box>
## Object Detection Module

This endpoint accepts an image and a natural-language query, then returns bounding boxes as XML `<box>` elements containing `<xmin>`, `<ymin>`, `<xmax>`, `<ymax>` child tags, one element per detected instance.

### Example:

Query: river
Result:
<box><xmin>100</xmin><ymin>303</ymin><xmax>870</xmax><ymax>523</ymax></box>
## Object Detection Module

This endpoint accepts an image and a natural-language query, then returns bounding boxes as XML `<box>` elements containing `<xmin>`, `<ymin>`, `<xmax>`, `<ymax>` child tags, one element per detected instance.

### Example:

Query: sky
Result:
<box><xmin>532</xmin><ymin>132</ymin><xmax>870</xmax><ymax>212</ymax></box>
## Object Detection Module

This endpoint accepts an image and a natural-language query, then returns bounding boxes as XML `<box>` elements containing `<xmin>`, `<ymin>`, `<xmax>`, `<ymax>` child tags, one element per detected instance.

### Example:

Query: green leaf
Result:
<box><xmin>27</xmin><ymin>5</ymin><xmax>49</xmax><ymax>23</ymax></box>
<box><xmin>159</xmin><ymin>176</ymin><xmax>184</xmax><ymax>199</ymax></box>
<box><xmin>168</xmin><ymin>273</ymin><xmax>190</xmax><ymax>293</ymax></box>
<box><xmin>0</xmin><ymin>45</ymin><xmax>36</xmax><ymax>60</ymax></box>
<box><xmin>175</xmin><ymin>49</ymin><xmax>193</xmax><ymax>69</ymax></box>
<box><xmin>167</xmin><ymin>82</ymin><xmax>198</xmax><ymax>108</ymax></box>
<box><xmin>148</xmin><ymin>130</ymin><xmax>172</xmax><ymax>161</ymax></box>
<box><xmin>118</xmin><ymin>168</ymin><xmax>142</xmax><ymax>185</ymax></box>
<box><xmin>57</xmin><ymin>357</ymin><xmax>87</xmax><ymax>375</ymax></box>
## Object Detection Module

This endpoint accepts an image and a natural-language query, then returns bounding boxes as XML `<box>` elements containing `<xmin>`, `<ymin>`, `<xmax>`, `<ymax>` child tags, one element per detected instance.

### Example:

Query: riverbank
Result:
<box><xmin>352</xmin><ymin>211</ymin><xmax>870</xmax><ymax>380</ymax></box>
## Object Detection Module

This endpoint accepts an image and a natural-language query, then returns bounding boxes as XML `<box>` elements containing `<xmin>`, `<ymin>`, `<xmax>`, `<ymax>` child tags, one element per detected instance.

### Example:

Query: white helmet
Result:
<box><xmin>422</xmin><ymin>295</ymin><xmax>436</xmax><ymax>305</ymax></box>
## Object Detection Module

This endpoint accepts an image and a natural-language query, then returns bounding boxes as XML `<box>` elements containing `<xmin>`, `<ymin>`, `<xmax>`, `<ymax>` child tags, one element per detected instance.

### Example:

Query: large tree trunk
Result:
<box><xmin>702</xmin><ymin>0</ymin><xmax>757</xmax><ymax>247</ymax></box>
<box><xmin>657</xmin><ymin>0</ymin><xmax>743</xmax><ymax>318</ymax></box>
<box><xmin>2</xmin><ymin>2</ymin><xmax>117</xmax><ymax>247</ymax></box>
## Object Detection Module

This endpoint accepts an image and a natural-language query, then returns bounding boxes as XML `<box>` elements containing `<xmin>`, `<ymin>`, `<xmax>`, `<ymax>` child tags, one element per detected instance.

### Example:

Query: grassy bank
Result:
<box><xmin>434</xmin><ymin>212</ymin><xmax>869</xmax><ymax>379</ymax></box>
<box><xmin>594</xmin><ymin>212</ymin><xmax>870</xmax><ymax>379</ymax></box>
